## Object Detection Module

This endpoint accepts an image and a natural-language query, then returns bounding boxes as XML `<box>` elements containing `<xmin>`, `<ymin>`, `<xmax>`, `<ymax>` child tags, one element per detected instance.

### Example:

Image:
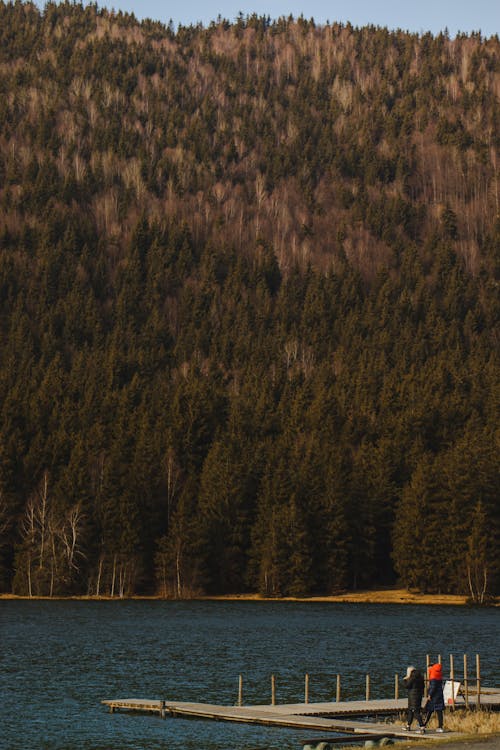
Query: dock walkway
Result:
<box><xmin>101</xmin><ymin>692</ymin><xmax>500</xmax><ymax>740</ymax></box>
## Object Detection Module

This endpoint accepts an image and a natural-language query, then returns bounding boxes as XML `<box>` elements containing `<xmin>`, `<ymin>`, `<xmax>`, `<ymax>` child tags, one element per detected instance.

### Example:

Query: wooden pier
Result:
<box><xmin>103</xmin><ymin>654</ymin><xmax>499</xmax><ymax>745</ymax></box>
<box><xmin>102</xmin><ymin>692</ymin><xmax>500</xmax><ymax>741</ymax></box>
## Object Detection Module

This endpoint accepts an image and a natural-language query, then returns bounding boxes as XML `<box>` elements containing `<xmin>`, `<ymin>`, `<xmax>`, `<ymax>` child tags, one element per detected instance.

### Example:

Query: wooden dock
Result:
<box><xmin>101</xmin><ymin>692</ymin><xmax>500</xmax><ymax>740</ymax></box>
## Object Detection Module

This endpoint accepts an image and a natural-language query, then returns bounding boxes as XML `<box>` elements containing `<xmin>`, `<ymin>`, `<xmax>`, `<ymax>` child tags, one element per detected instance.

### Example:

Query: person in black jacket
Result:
<box><xmin>402</xmin><ymin>665</ymin><xmax>426</xmax><ymax>733</ymax></box>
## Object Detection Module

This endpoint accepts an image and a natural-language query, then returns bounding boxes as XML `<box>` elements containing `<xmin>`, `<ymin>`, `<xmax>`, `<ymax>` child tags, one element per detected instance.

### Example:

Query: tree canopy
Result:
<box><xmin>0</xmin><ymin>2</ymin><xmax>498</xmax><ymax>598</ymax></box>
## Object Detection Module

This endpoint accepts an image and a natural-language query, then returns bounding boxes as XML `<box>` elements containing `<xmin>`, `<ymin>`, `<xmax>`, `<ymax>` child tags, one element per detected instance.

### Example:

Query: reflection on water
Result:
<box><xmin>1</xmin><ymin>600</ymin><xmax>499</xmax><ymax>750</ymax></box>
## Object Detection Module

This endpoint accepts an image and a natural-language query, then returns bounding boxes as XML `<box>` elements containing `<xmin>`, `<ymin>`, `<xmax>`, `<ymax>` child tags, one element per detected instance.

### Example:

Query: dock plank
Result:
<box><xmin>101</xmin><ymin>697</ymin><xmax>472</xmax><ymax>739</ymax></box>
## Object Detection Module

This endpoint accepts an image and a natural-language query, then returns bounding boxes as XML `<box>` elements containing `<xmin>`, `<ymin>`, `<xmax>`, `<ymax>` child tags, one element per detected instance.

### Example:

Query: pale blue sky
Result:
<box><xmin>35</xmin><ymin>0</ymin><xmax>499</xmax><ymax>37</ymax></box>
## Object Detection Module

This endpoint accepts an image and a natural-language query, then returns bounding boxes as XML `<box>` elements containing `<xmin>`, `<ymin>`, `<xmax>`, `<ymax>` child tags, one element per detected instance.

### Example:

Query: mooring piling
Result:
<box><xmin>450</xmin><ymin>654</ymin><xmax>455</xmax><ymax>709</ymax></box>
<box><xmin>464</xmin><ymin>654</ymin><xmax>469</xmax><ymax>709</ymax></box>
<box><xmin>476</xmin><ymin>653</ymin><xmax>481</xmax><ymax>707</ymax></box>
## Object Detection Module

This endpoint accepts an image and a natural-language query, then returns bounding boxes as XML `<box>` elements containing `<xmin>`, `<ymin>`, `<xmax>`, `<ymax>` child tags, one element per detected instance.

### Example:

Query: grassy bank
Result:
<box><xmin>1</xmin><ymin>588</ymin><xmax>499</xmax><ymax>605</ymax></box>
<box><xmin>204</xmin><ymin>589</ymin><xmax>472</xmax><ymax>605</ymax></box>
<box><xmin>441</xmin><ymin>710</ymin><xmax>500</xmax><ymax>734</ymax></box>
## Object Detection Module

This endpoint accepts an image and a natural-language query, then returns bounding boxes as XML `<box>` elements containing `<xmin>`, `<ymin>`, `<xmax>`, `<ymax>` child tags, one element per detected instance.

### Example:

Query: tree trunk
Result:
<box><xmin>176</xmin><ymin>548</ymin><xmax>182</xmax><ymax>598</ymax></box>
<box><xmin>96</xmin><ymin>556</ymin><xmax>103</xmax><ymax>597</ymax></box>
<box><xmin>110</xmin><ymin>554</ymin><xmax>116</xmax><ymax>597</ymax></box>
<box><xmin>27</xmin><ymin>552</ymin><xmax>32</xmax><ymax>598</ymax></box>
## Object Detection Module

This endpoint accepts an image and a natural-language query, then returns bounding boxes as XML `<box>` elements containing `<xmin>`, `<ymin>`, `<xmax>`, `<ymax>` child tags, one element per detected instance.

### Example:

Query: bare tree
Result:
<box><xmin>165</xmin><ymin>446</ymin><xmax>180</xmax><ymax>527</ymax></box>
<box><xmin>465</xmin><ymin>502</ymin><xmax>489</xmax><ymax>604</ymax></box>
<box><xmin>19</xmin><ymin>497</ymin><xmax>37</xmax><ymax>597</ymax></box>
<box><xmin>58</xmin><ymin>502</ymin><xmax>86</xmax><ymax>576</ymax></box>
<box><xmin>15</xmin><ymin>473</ymin><xmax>51</xmax><ymax>596</ymax></box>
<box><xmin>36</xmin><ymin>471</ymin><xmax>49</xmax><ymax>572</ymax></box>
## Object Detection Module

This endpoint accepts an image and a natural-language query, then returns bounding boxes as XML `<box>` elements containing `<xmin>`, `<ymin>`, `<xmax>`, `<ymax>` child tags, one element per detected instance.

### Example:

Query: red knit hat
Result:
<box><xmin>429</xmin><ymin>663</ymin><xmax>443</xmax><ymax>680</ymax></box>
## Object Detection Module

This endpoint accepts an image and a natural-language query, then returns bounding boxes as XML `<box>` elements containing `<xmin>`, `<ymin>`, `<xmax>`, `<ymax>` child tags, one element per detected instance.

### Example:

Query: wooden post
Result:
<box><xmin>425</xmin><ymin>654</ymin><xmax>430</xmax><ymax>695</ymax></box>
<box><xmin>336</xmin><ymin>674</ymin><xmax>341</xmax><ymax>703</ymax></box>
<box><xmin>464</xmin><ymin>654</ymin><xmax>469</xmax><ymax>709</ymax></box>
<box><xmin>305</xmin><ymin>673</ymin><xmax>309</xmax><ymax>704</ymax></box>
<box><xmin>366</xmin><ymin>674</ymin><xmax>370</xmax><ymax>701</ymax></box>
<box><xmin>271</xmin><ymin>674</ymin><xmax>276</xmax><ymax>706</ymax></box>
<box><xmin>394</xmin><ymin>673</ymin><xmax>399</xmax><ymax>700</ymax></box>
<box><xmin>476</xmin><ymin>654</ymin><xmax>481</xmax><ymax>708</ymax></box>
<box><xmin>450</xmin><ymin>654</ymin><xmax>455</xmax><ymax>710</ymax></box>
<box><xmin>160</xmin><ymin>700</ymin><xmax>166</xmax><ymax>719</ymax></box>
<box><xmin>238</xmin><ymin>674</ymin><xmax>243</xmax><ymax>707</ymax></box>
<box><xmin>438</xmin><ymin>654</ymin><xmax>442</xmax><ymax>664</ymax></box>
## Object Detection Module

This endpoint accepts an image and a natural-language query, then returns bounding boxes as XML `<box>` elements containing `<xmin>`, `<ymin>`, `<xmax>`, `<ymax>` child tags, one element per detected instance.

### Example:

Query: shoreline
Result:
<box><xmin>1</xmin><ymin>588</ymin><xmax>498</xmax><ymax>605</ymax></box>
<box><xmin>397</xmin><ymin>736</ymin><xmax>500</xmax><ymax>750</ymax></box>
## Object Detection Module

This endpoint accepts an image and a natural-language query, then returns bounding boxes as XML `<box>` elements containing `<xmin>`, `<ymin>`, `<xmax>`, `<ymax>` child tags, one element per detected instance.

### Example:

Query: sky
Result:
<box><xmin>34</xmin><ymin>0</ymin><xmax>499</xmax><ymax>37</ymax></box>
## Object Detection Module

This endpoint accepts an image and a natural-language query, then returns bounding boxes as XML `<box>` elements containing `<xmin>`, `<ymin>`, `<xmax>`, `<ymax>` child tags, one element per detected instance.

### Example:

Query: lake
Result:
<box><xmin>1</xmin><ymin>600</ymin><xmax>499</xmax><ymax>750</ymax></box>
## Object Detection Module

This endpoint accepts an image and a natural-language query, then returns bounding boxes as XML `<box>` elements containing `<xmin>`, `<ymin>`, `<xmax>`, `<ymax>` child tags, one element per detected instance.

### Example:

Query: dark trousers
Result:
<box><xmin>406</xmin><ymin>707</ymin><xmax>424</xmax><ymax>727</ymax></box>
<box><xmin>423</xmin><ymin>707</ymin><xmax>443</xmax><ymax>728</ymax></box>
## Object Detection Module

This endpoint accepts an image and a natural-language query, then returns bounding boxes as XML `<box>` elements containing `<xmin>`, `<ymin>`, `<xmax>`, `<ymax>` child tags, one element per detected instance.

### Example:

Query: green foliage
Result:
<box><xmin>0</xmin><ymin>4</ymin><xmax>499</xmax><ymax>596</ymax></box>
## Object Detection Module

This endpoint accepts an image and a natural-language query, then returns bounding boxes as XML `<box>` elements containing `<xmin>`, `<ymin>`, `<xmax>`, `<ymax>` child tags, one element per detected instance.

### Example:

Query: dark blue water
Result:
<box><xmin>1</xmin><ymin>601</ymin><xmax>499</xmax><ymax>750</ymax></box>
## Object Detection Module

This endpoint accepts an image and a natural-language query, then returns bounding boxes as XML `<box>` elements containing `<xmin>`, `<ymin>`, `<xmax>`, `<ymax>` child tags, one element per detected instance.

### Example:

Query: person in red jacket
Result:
<box><xmin>423</xmin><ymin>662</ymin><xmax>445</xmax><ymax>732</ymax></box>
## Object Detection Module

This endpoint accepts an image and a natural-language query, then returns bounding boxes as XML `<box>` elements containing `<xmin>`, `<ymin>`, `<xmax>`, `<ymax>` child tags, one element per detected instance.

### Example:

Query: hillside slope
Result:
<box><xmin>0</xmin><ymin>3</ymin><xmax>498</xmax><ymax>598</ymax></box>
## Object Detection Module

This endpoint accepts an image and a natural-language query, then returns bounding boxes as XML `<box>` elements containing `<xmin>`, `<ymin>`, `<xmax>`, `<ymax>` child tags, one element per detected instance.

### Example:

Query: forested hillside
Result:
<box><xmin>0</xmin><ymin>1</ymin><xmax>499</xmax><ymax>598</ymax></box>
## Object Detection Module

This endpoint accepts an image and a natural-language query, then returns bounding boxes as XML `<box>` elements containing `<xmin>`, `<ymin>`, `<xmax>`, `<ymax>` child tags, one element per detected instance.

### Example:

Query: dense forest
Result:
<box><xmin>0</xmin><ymin>1</ymin><xmax>499</xmax><ymax>599</ymax></box>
